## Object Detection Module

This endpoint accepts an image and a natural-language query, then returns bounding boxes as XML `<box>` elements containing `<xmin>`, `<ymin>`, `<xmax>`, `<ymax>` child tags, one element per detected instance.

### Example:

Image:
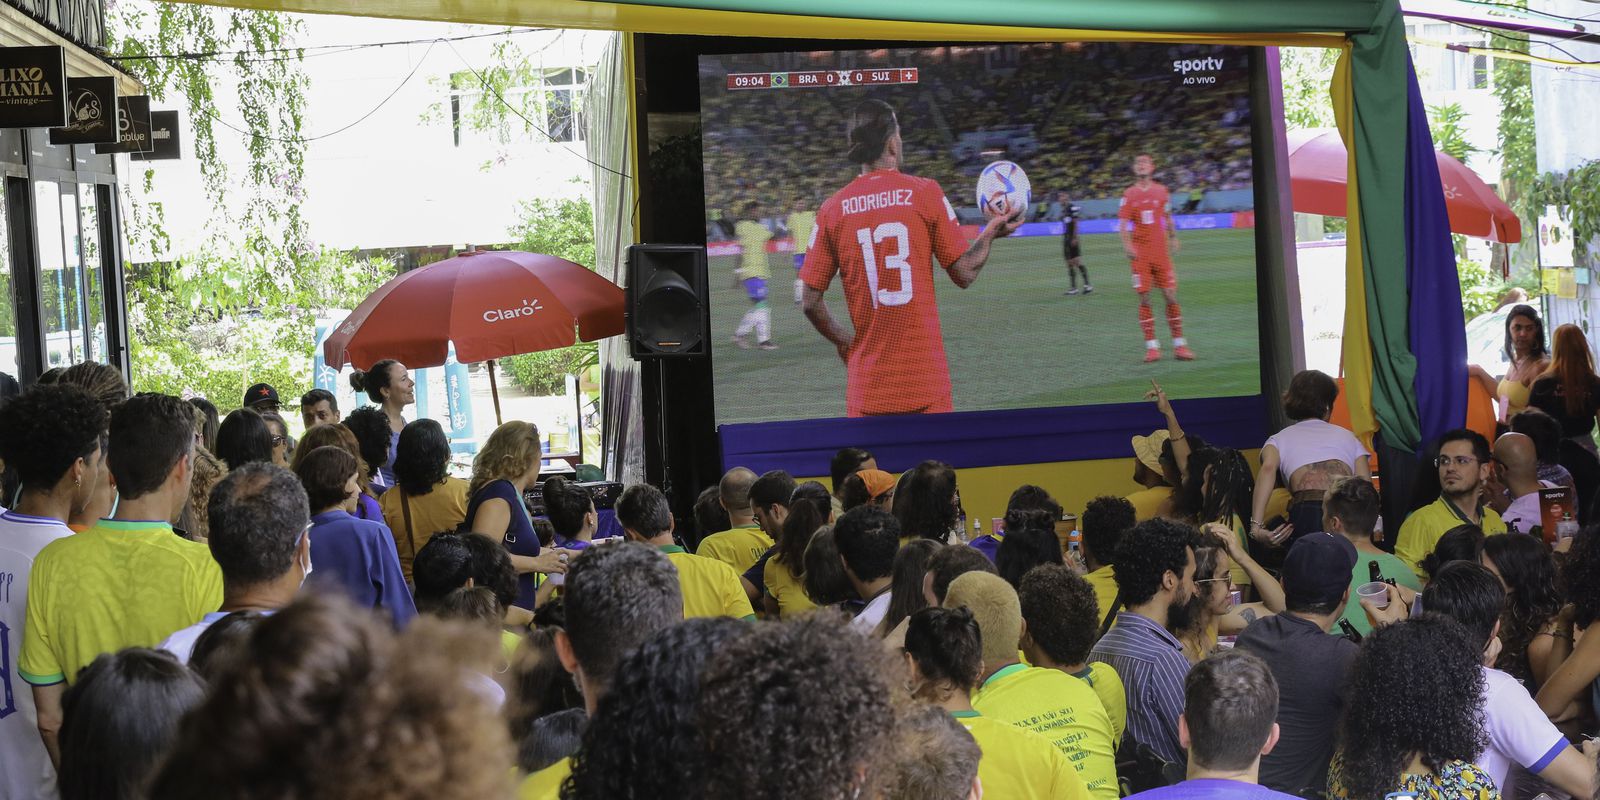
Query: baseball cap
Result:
<box><xmin>244</xmin><ymin>383</ymin><xmax>280</xmax><ymax>409</ymax></box>
<box><xmin>1130</xmin><ymin>430</ymin><xmax>1171</xmax><ymax>474</ymax></box>
<box><xmin>1281</xmin><ymin>532</ymin><xmax>1358</xmax><ymax>608</ymax></box>
<box><xmin>856</xmin><ymin>469</ymin><xmax>896</xmax><ymax>500</ymax></box>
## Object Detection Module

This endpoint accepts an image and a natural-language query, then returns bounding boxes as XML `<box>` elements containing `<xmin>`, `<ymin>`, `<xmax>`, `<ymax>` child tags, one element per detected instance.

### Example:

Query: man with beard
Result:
<box><xmin>1090</xmin><ymin>518</ymin><xmax>1200</xmax><ymax>765</ymax></box>
<box><xmin>1395</xmin><ymin>429</ymin><xmax>1507</xmax><ymax>580</ymax></box>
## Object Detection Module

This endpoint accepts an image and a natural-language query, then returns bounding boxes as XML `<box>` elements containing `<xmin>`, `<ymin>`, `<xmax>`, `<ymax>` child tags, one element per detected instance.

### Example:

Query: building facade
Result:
<box><xmin>0</xmin><ymin>0</ymin><xmax>138</xmax><ymax>386</ymax></box>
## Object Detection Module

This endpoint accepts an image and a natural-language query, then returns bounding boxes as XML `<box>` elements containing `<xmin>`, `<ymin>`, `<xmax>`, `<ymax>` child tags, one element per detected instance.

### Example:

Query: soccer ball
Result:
<box><xmin>976</xmin><ymin>161</ymin><xmax>1031</xmax><ymax>219</ymax></box>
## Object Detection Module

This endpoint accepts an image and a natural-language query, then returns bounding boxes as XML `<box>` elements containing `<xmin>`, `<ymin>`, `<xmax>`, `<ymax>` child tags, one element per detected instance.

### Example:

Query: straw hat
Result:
<box><xmin>1130</xmin><ymin>430</ymin><xmax>1172</xmax><ymax>473</ymax></box>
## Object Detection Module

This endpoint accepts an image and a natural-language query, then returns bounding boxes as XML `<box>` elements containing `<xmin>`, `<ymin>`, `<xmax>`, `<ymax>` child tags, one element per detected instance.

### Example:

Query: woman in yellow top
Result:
<box><xmin>763</xmin><ymin>481</ymin><xmax>832</xmax><ymax>617</ymax></box>
<box><xmin>379</xmin><ymin>419</ymin><xmax>470</xmax><ymax>582</ymax></box>
<box><xmin>1472</xmin><ymin>304</ymin><xmax>1549</xmax><ymax>422</ymax></box>
<box><xmin>903</xmin><ymin>606</ymin><xmax>1089</xmax><ymax>800</ymax></box>
<box><xmin>1175</xmin><ymin>523</ymin><xmax>1284</xmax><ymax>663</ymax></box>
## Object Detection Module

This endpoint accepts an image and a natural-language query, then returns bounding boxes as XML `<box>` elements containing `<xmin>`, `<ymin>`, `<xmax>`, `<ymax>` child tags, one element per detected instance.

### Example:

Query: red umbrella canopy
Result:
<box><xmin>324</xmin><ymin>250</ymin><xmax>624</xmax><ymax>370</ymax></box>
<box><xmin>1285</xmin><ymin>128</ymin><xmax>1522</xmax><ymax>244</ymax></box>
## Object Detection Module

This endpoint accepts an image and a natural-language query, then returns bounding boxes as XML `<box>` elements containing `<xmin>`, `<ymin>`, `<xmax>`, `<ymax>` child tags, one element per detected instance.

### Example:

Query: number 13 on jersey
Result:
<box><xmin>855</xmin><ymin>222</ymin><xmax>913</xmax><ymax>309</ymax></box>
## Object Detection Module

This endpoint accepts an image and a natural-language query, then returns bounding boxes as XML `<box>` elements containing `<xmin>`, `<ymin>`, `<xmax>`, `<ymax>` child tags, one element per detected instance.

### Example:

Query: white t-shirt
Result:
<box><xmin>1477</xmin><ymin>665</ymin><xmax>1568</xmax><ymax>791</ymax></box>
<box><xmin>1265</xmin><ymin>419</ymin><xmax>1367</xmax><ymax>481</ymax></box>
<box><xmin>158</xmin><ymin>611</ymin><xmax>232</xmax><ymax>664</ymax></box>
<box><xmin>851</xmin><ymin>590</ymin><xmax>892</xmax><ymax>633</ymax></box>
<box><xmin>1501</xmin><ymin>481</ymin><xmax>1556</xmax><ymax>536</ymax></box>
<box><xmin>0</xmin><ymin>510</ymin><xmax>73</xmax><ymax>800</ymax></box>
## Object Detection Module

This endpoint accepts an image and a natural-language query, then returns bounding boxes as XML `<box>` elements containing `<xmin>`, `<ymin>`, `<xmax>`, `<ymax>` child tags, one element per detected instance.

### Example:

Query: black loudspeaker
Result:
<box><xmin>627</xmin><ymin>244</ymin><xmax>709</xmax><ymax>359</ymax></box>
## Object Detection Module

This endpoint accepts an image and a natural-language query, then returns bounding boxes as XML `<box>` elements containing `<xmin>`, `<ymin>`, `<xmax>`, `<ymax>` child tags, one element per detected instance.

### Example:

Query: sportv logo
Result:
<box><xmin>484</xmin><ymin>298</ymin><xmax>544</xmax><ymax>323</ymax></box>
<box><xmin>1172</xmin><ymin>57</ymin><xmax>1225</xmax><ymax>75</ymax></box>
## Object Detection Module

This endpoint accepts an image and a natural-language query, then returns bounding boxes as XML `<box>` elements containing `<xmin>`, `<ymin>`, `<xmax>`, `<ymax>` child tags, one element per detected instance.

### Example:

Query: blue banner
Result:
<box><xmin>719</xmin><ymin>395</ymin><xmax>1268</xmax><ymax>477</ymax></box>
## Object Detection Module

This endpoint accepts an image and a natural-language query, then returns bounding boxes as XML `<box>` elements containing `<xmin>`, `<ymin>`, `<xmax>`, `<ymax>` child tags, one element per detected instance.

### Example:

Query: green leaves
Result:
<box><xmin>498</xmin><ymin>194</ymin><xmax>599</xmax><ymax>395</ymax></box>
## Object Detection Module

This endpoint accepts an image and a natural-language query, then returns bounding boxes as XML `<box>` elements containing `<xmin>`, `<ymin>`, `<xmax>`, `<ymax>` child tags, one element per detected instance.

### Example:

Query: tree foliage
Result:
<box><xmin>104</xmin><ymin>2</ymin><xmax>341</xmax><ymax>408</ymax></box>
<box><xmin>1278</xmin><ymin>47</ymin><xmax>1339</xmax><ymax>131</ymax></box>
<box><xmin>498</xmin><ymin>195</ymin><xmax>600</xmax><ymax>394</ymax></box>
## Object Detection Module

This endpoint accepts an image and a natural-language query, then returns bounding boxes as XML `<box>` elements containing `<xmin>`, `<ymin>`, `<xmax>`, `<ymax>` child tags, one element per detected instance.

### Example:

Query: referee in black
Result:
<box><xmin>1060</xmin><ymin>191</ymin><xmax>1092</xmax><ymax>295</ymax></box>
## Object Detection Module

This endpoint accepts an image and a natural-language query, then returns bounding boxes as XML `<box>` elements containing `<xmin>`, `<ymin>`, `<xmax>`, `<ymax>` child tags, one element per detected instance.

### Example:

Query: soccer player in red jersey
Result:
<box><xmin>1119</xmin><ymin>153</ymin><xmax>1193</xmax><ymax>363</ymax></box>
<box><xmin>800</xmin><ymin>99</ymin><xmax>1020</xmax><ymax>417</ymax></box>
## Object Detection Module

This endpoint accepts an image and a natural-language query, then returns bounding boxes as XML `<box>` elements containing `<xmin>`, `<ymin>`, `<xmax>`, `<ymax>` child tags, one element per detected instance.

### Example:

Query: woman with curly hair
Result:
<box><xmin>1536</xmin><ymin>524</ymin><xmax>1600</xmax><ymax>721</ymax></box>
<box><xmin>699</xmin><ymin>614</ymin><xmax>898</xmax><ymax>800</ymax></box>
<box><xmin>894</xmin><ymin>460</ymin><xmax>961</xmax><ymax>542</ymax></box>
<box><xmin>294</xmin><ymin>423</ymin><xmax>384</xmax><ymax>523</ymax></box>
<box><xmin>1480</xmin><ymin>533</ymin><xmax>1563</xmax><ymax>688</ymax></box>
<box><xmin>342</xmin><ymin>406</ymin><xmax>396</xmax><ymax>495</ymax></box>
<box><xmin>466</xmin><ymin>420</ymin><xmax>569</xmax><ymax>610</ymax></box>
<box><xmin>563</xmin><ymin>617</ymin><xmax>753</xmax><ymax>799</ymax></box>
<box><xmin>378</xmin><ymin>418</ymin><xmax>469</xmax><ymax>580</ymax></box>
<box><xmin>1329</xmin><ymin>615</ymin><xmax>1498</xmax><ymax>799</ymax></box>
<box><xmin>146</xmin><ymin>594</ymin><xmax>515</xmax><ymax>800</ymax></box>
<box><xmin>994</xmin><ymin>526</ymin><xmax>1063</xmax><ymax>590</ymax></box>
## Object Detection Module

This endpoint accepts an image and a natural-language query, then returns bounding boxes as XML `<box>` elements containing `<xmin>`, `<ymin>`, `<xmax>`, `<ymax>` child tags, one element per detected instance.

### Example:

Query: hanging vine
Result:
<box><xmin>101</xmin><ymin>2</ymin><xmax>393</xmax><ymax>405</ymax></box>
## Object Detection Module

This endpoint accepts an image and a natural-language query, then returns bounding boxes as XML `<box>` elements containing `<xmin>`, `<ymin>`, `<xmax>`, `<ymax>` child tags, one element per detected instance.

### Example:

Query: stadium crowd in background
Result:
<box><xmin>13</xmin><ymin>330</ymin><xmax>1600</xmax><ymax>800</ymax></box>
<box><xmin>701</xmin><ymin>41</ymin><xmax>1255</xmax><ymax>244</ymax></box>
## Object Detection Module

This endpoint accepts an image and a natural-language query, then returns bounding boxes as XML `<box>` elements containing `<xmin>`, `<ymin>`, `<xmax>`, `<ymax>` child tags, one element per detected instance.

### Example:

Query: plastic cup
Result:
<box><xmin>1357</xmin><ymin>581</ymin><xmax>1390</xmax><ymax>609</ymax></box>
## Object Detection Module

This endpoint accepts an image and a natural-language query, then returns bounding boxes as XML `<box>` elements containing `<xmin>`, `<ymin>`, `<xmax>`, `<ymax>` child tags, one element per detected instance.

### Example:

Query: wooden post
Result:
<box><xmin>487</xmin><ymin>358</ymin><xmax>503</xmax><ymax>425</ymax></box>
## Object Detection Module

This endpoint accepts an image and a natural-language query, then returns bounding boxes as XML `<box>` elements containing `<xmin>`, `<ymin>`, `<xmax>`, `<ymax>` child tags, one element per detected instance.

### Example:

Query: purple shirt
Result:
<box><xmin>1127</xmin><ymin>779</ymin><xmax>1301</xmax><ymax>799</ymax></box>
<box><xmin>968</xmin><ymin>533</ymin><xmax>1002</xmax><ymax>562</ymax></box>
<box><xmin>304</xmin><ymin>510</ymin><xmax>416</xmax><ymax>628</ymax></box>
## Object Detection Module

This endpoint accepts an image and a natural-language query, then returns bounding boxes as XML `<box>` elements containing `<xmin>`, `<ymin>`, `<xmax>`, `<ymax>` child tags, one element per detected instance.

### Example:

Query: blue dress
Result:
<box><xmin>304</xmin><ymin>509</ymin><xmax>417</xmax><ymax>628</ymax></box>
<box><xmin>375</xmin><ymin>426</ymin><xmax>402</xmax><ymax>494</ymax></box>
<box><xmin>465</xmin><ymin>479</ymin><xmax>540</xmax><ymax>609</ymax></box>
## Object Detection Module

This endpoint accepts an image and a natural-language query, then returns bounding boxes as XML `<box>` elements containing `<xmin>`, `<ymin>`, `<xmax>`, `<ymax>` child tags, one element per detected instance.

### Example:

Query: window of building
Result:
<box><xmin>448</xmin><ymin>66</ymin><xmax>588</xmax><ymax>148</ymax></box>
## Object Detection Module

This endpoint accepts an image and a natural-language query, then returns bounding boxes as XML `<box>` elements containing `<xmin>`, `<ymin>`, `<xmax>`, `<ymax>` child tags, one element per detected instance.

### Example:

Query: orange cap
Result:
<box><xmin>857</xmin><ymin>468</ymin><xmax>897</xmax><ymax>499</ymax></box>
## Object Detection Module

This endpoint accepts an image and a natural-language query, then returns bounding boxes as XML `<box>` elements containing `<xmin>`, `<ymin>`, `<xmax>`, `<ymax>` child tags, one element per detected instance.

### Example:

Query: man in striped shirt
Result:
<box><xmin>1089</xmin><ymin>518</ymin><xmax>1201</xmax><ymax>765</ymax></box>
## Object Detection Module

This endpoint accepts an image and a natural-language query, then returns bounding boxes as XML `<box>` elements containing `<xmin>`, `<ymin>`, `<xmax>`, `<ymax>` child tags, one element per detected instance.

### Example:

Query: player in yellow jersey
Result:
<box><xmin>786</xmin><ymin>198</ymin><xmax>817</xmax><ymax>305</ymax></box>
<box><xmin>904</xmin><ymin>606</ymin><xmax>1089</xmax><ymax>800</ymax></box>
<box><xmin>732</xmin><ymin>202</ymin><xmax>777</xmax><ymax>350</ymax></box>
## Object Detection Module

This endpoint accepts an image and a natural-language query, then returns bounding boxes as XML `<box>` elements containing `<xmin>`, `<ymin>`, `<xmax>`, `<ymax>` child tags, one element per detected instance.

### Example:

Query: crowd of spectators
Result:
<box><xmin>14</xmin><ymin>315</ymin><xmax>1600</xmax><ymax>799</ymax></box>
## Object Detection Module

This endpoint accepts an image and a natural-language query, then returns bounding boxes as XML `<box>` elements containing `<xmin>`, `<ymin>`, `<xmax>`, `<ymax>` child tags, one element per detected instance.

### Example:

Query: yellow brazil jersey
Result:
<box><xmin>787</xmin><ymin>210</ymin><xmax>817</xmax><ymax>256</ymax></box>
<box><xmin>763</xmin><ymin>554</ymin><xmax>817</xmax><ymax>618</ymax></box>
<box><xmin>518</xmin><ymin>756</ymin><xmax>572</xmax><ymax>800</ymax></box>
<box><xmin>1124</xmin><ymin>487</ymin><xmax>1171</xmax><ymax>522</ymax></box>
<box><xmin>953</xmin><ymin>710</ymin><xmax>1089</xmax><ymax>800</ymax></box>
<box><xmin>1071</xmin><ymin>662</ymin><xmax>1126</xmax><ymax>745</ymax></box>
<box><xmin>1084</xmin><ymin>565</ymin><xmax>1119</xmax><ymax>623</ymax></box>
<box><xmin>972</xmin><ymin>663</ymin><xmax>1119</xmax><ymax>800</ymax></box>
<box><xmin>734</xmin><ymin>220</ymin><xmax>772</xmax><ymax>278</ymax></box>
<box><xmin>1395</xmin><ymin>497</ymin><xmax>1507</xmax><ymax>579</ymax></box>
<box><xmin>695</xmin><ymin>525</ymin><xmax>774</xmax><ymax>576</ymax></box>
<box><xmin>20</xmin><ymin>519</ymin><xmax>223</xmax><ymax>686</ymax></box>
<box><xmin>661</xmin><ymin>545</ymin><xmax>756</xmax><ymax>620</ymax></box>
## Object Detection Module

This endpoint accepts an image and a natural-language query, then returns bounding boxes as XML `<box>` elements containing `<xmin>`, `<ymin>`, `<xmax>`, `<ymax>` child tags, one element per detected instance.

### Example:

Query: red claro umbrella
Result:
<box><xmin>322</xmin><ymin>250</ymin><xmax>624</xmax><ymax>423</ymax></box>
<box><xmin>1286</xmin><ymin>128</ymin><xmax>1522</xmax><ymax>244</ymax></box>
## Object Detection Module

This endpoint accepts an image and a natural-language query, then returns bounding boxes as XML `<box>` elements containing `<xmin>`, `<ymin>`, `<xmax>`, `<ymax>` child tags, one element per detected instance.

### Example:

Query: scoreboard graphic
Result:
<box><xmin>726</xmin><ymin>67</ymin><xmax>919</xmax><ymax>90</ymax></box>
